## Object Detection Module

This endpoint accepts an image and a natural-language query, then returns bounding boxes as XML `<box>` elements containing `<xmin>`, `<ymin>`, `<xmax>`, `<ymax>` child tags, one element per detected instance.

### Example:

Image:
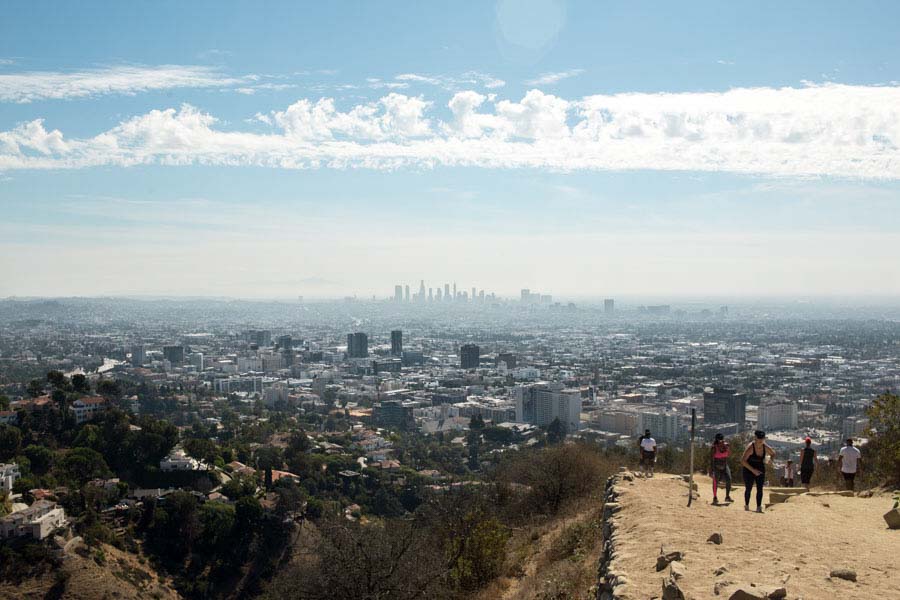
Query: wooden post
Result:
<box><xmin>688</xmin><ymin>408</ymin><xmax>696</xmax><ymax>507</ymax></box>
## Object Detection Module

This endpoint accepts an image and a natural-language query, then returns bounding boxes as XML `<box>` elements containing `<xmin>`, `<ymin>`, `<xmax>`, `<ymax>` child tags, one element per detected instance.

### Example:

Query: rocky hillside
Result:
<box><xmin>0</xmin><ymin>537</ymin><xmax>181</xmax><ymax>600</ymax></box>
<box><xmin>598</xmin><ymin>472</ymin><xmax>899</xmax><ymax>599</ymax></box>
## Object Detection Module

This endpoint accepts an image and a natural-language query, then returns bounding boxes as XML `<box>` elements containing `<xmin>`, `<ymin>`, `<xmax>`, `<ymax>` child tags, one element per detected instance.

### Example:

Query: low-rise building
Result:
<box><xmin>72</xmin><ymin>396</ymin><xmax>107</xmax><ymax>424</ymax></box>
<box><xmin>1</xmin><ymin>463</ymin><xmax>21</xmax><ymax>492</ymax></box>
<box><xmin>160</xmin><ymin>448</ymin><xmax>204</xmax><ymax>471</ymax></box>
<box><xmin>0</xmin><ymin>500</ymin><xmax>68</xmax><ymax>540</ymax></box>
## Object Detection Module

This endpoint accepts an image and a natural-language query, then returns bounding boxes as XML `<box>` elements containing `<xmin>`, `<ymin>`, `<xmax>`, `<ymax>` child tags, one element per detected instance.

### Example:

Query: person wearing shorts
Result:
<box><xmin>638</xmin><ymin>429</ymin><xmax>657</xmax><ymax>477</ymax></box>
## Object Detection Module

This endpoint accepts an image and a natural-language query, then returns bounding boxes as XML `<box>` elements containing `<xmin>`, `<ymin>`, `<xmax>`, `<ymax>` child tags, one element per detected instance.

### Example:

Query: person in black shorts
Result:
<box><xmin>799</xmin><ymin>436</ymin><xmax>816</xmax><ymax>489</ymax></box>
<box><xmin>638</xmin><ymin>429</ymin><xmax>657</xmax><ymax>477</ymax></box>
<box><xmin>740</xmin><ymin>430</ymin><xmax>776</xmax><ymax>513</ymax></box>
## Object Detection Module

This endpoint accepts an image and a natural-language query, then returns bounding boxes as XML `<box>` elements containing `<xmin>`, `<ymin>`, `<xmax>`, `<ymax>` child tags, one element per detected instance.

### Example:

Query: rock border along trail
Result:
<box><xmin>597</xmin><ymin>472</ymin><xmax>899</xmax><ymax>599</ymax></box>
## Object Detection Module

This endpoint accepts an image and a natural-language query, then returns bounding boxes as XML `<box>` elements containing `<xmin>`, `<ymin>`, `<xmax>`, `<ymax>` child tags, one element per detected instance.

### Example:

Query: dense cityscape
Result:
<box><xmin>2</xmin><ymin>295</ymin><xmax>898</xmax><ymax>594</ymax></box>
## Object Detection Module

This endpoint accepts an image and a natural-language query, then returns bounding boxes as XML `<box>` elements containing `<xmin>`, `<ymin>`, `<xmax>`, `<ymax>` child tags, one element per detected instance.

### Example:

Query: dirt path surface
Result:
<box><xmin>610</xmin><ymin>474</ymin><xmax>899</xmax><ymax>599</ymax></box>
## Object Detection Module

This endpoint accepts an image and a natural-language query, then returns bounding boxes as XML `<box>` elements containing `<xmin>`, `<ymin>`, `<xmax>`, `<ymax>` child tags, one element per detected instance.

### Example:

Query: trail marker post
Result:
<box><xmin>688</xmin><ymin>408</ymin><xmax>696</xmax><ymax>507</ymax></box>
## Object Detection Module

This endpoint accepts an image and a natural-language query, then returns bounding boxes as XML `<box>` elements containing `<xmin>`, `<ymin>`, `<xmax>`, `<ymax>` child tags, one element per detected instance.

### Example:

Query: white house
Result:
<box><xmin>160</xmin><ymin>448</ymin><xmax>203</xmax><ymax>471</ymax></box>
<box><xmin>0</xmin><ymin>463</ymin><xmax>21</xmax><ymax>492</ymax></box>
<box><xmin>0</xmin><ymin>500</ymin><xmax>68</xmax><ymax>540</ymax></box>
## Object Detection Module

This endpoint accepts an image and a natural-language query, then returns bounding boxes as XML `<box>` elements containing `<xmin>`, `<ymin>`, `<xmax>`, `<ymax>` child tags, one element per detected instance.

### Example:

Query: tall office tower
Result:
<box><xmin>391</xmin><ymin>330</ymin><xmax>403</xmax><ymax>356</ymax></box>
<box><xmin>163</xmin><ymin>345</ymin><xmax>184</xmax><ymax>365</ymax></box>
<box><xmin>460</xmin><ymin>343</ymin><xmax>480</xmax><ymax>369</ymax></box>
<box><xmin>444</xmin><ymin>283</ymin><xmax>450</xmax><ymax>301</ymax></box>
<box><xmin>428</xmin><ymin>288</ymin><xmax>433</xmax><ymax>302</ymax></box>
<box><xmin>404</xmin><ymin>285</ymin><xmax>410</xmax><ymax>302</ymax></box>
<box><xmin>131</xmin><ymin>344</ymin><xmax>145</xmax><ymax>367</ymax></box>
<box><xmin>521</xmin><ymin>289</ymin><xmax>531</xmax><ymax>302</ymax></box>
<box><xmin>418</xmin><ymin>279</ymin><xmax>426</xmax><ymax>302</ymax></box>
<box><xmin>479</xmin><ymin>289</ymin><xmax>484</xmax><ymax>302</ymax></box>
<box><xmin>436</xmin><ymin>288</ymin><xmax>443</xmax><ymax>301</ymax></box>
<box><xmin>394</xmin><ymin>285</ymin><xmax>403</xmax><ymax>302</ymax></box>
<box><xmin>276</xmin><ymin>335</ymin><xmax>292</xmax><ymax>351</ymax></box>
<box><xmin>604</xmin><ymin>298</ymin><xmax>615</xmax><ymax>314</ymax></box>
<box><xmin>471</xmin><ymin>287</ymin><xmax>476</xmax><ymax>301</ymax></box>
<box><xmin>190</xmin><ymin>352</ymin><xmax>204</xmax><ymax>371</ymax></box>
<box><xmin>703</xmin><ymin>387</ymin><xmax>747</xmax><ymax>426</ymax></box>
<box><xmin>514</xmin><ymin>382</ymin><xmax>582</xmax><ymax>432</ymax></box>
<box><xmin>453</xmin><ymin>282</ymin><xmax>457</xmax><ymax>300</ymax></box>
<box><xmin>346</xmin><ymin>332</ymin><xmax>369</xmax><ymax>358</ymax></box>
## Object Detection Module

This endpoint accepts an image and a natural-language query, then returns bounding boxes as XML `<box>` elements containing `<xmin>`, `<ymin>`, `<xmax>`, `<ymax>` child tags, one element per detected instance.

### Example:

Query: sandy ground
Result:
<box><xmin>610</xmin><ymin>474</ymin><xmax>900</xmax><ymax>599</ymax></box>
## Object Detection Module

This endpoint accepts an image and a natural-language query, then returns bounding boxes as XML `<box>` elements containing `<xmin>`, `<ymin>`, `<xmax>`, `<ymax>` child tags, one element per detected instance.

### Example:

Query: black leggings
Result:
<box><xmin>743</xmin><ymin>468</ymin><xmax>765</xmax><ymax>508</ymax></box>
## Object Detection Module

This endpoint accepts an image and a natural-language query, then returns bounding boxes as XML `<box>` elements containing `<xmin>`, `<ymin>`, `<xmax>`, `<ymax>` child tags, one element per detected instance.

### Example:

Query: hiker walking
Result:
<box><xmin>638</xmin><ymin>429</ymin><xmax>657</xmax><ymax>477</ymax></box>
<box><xmin>838</xmin><ymin>438</ymin><xmax>862</xmax><ymax>491</ymax></box>
<box><xmin>799</xmin><ymin>436</ymin><xmax>816</xmax><ymax>489</ymax></box>
<box><xmin>782</xmin><ymin>460</ymin><xmax>796</xmax><ymax>487</ymax></box>
<box><xmin>741</xmin><ymin>430</ymin><xmax>776</xmax><ymax>513</ymax></box>
<box><xmin>709</xmin><ymin>432</ymin><xmax>733</xmax><ymax>505</ymax></box>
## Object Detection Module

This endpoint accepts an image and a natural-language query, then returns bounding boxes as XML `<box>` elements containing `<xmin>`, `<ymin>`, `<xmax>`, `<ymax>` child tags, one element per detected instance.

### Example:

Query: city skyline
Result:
<box><xmin>2</xmin><ymin>1</ymin><xmax>900</xmax><ymax>298</ymax></box>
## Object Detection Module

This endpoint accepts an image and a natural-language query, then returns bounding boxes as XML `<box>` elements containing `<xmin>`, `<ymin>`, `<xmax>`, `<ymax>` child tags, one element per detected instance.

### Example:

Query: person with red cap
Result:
<box><xmin>799</xmin><ymin>436</ymin><xmax>816</xmax><ymax>489</ymax></box>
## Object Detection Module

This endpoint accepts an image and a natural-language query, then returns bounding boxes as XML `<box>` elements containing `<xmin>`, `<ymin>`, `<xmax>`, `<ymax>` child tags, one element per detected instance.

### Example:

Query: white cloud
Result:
<box><xmin>395</xmin><ymin>71</ymin><xmax>505</xmax><ymax>90</ymax></box>
<box><xmin>2</xmin><ymin>83</ymin><xmax>900</xmax><ymax>178</ymax></box>
<box><xmin>525</xmin><ymin>69</ymin><xmax>584</xmax><ymax>86</ymax></box>
<box><xmin>0</xmin><ymin>65</ymin><xmax>246</xmax><ymax>103</ymax></box>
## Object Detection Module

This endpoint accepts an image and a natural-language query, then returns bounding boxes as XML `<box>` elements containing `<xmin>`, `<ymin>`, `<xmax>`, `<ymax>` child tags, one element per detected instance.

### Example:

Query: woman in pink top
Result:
<box><xmin>709</xmin><ymin>433</ymin><xmax>733</xmax><ymax>504</ymax></box>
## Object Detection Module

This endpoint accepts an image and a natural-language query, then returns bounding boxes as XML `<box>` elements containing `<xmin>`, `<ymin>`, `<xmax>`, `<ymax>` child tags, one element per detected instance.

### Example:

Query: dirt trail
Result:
<box><xmin>610</xmin><ymin>474</ymin><xmax>900</xmax><ymax>599</ymax></box>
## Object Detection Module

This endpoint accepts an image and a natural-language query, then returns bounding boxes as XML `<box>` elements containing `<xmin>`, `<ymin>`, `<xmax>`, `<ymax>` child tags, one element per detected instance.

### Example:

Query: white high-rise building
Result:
<box><xmin>514</xmin><ymin>382</ymin><xmax>581</xmax><ymax>432</ymax></box>
<box><xmin>758</xmin><ymin>400</ymin><xmax>798</xmax><ymax>431</ymax></box>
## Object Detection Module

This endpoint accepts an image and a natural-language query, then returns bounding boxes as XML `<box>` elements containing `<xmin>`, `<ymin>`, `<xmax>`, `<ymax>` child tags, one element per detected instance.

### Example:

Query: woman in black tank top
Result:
<box><xmin>741</xmin><ymin>430</ymin><xmax>776</xmax><ymax>512</ymax></box>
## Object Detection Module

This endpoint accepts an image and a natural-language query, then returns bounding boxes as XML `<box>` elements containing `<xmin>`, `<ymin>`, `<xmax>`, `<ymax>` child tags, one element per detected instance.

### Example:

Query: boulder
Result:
<box><xmin>768</xmin><ymin>492</ymin><xmax>793</xmax><ymax>504</ymax></box>
<box><xmin>662</xmin><ymin>574</ymin><xmax>685</xmax><ymax>600</ymax></box>
<box><xmin>829</xmin><ymin>568</ymin><xmax>857</xmax><ymax>582</ymax></box>
<box><xmin>656</xmin><ymin>550</ymin><xmax>685</xmax><ymax>571</ymax></box>
<box><xmin>808</xmin><ymin>490</ymin><xmax>854</xmax><ymax>497</ymax></box>
<box><xmin>707</xmin><ymin>532</ymin><xmax>723</xmax><ymax>545</ymax></box>
<box><xmin>713</xmin><ymin>565</ymin><xmax>728</xmax><ymax>576</ymax></box>
<box><xmin>668</xmin><ymin>560</ymin><xmax>686</xmax><ymax>580</ymax></box>
<box><xmin>622</xmin><ymin>472</ymin><xmax>634</xmax><ymax>482</ymax></box>
<box><xmin>883</xmin><ymin>507</ymin><xmax>900</xmax><ymax>529</ymax></box>
<box><xmin>728</xmin><ymin>586</ymin><xmax>766</xmax><ymax>600</ymax></box>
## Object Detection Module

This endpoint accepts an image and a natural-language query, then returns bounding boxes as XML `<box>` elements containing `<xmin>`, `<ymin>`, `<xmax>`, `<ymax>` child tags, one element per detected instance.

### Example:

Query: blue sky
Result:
<box><xmin>1</xmin><ymin>0</ymin><xmax>899</xmax><ymax>298</ymax></box>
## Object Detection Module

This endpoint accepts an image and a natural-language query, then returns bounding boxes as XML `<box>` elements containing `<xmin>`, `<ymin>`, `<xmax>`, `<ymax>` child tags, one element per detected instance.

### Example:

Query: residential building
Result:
<box><xmin>131</xmin><ymin>344</ymin><xmax>145</xmax><ymax>367</ymax></box>
<box><xmin>0</xmin><ymin>501</ymin><xmax>67</xmax><ymax>540</ymax></box>
<box><xmin>1</xmin><ymin>463</ymin><xmax>21</xmax><ymax>492</ymax></box>
<box><xmin>391</xmin><ymin>330</ymin><xmax>403</xmax><ymax>356</ymax></box>
<box><xmin>72</xmin><ymin>397</ymin><xmax>107</xmax><ymax>424</ymax></box>
<box><xmin>160</xmin><ymin>448</ymin><xmax>203</xmax><ymax>471</ymax></box>
<box><xmin>638</xmin><ymin>410</ymin><xmax>682</xmax><ymax>441</ymax></box>
<box><xmin>758</xmin><ymin>399</ymin><xmax>798</xmax><ymax>431</ymax></box>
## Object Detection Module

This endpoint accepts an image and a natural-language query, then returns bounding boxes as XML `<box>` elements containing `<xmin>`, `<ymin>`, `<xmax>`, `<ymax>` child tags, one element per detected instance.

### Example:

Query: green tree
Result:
<box><xmin>96</xmin><ymin>379</ymin><xmax>122</xmax><ymax>400</ymax></box>
<box><xmin>198</xmin><ymin>502</ymin><xmax>235</xmax><ymax>552</ymax></box>
<box><xmin>447</xmin><ymin>516</ymin><xmax>510</xmax><ymax>592</ymax></box>
<box><xmin>546</xmin><ymin>417</ymin><xmax>566</xmax><ymax>445</ymax></box>
<box><xmin>56</xmin><ymin>447</ymin><xmax>111</xmax><ymax>484</ymax></box>
<box><xmin>0</xmin><ymin>425</ymin><xmax>22</xmax><ymax>461</ymax></box>
<box><xmin>0</xmin><ymin>395</ymin><xmax>10</xmax><ymax>411</ymax></box>
<box><xmin>26</xmin><ymin>379</ymin><xmax>44</xmax><ymax>398</ymax></box>
<box><xmin>71</xmin><ymin>374</ymin><xmax>90</xmax><ymax>394</ymax></box>
<box><xmin>235</xmin><ymin>495</ymin><xmax>263</xmax><ymax>528</ymax></box>
<box><xmin>866</xmin><ymin>392</ymin><xmax>900</xmax><ymax>484</ymax></box>
<box><xmin>23</xmin><ymin>445</ymin><xmax>53</xmax><ymax>475</ymax></box>
<box><xmin>46</xmin><ymin>371</ymin><xmax>68</xmax><ymax>390</ymax></box>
